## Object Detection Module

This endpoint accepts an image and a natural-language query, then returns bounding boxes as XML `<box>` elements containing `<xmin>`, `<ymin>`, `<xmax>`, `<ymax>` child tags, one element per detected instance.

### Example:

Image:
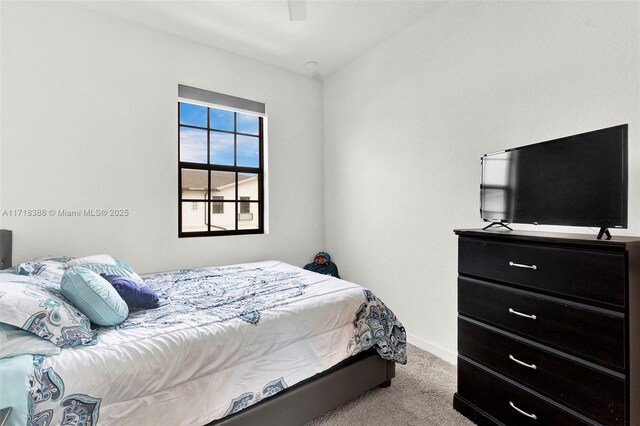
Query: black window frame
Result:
<box><xmin>178</xmin><ymin>101</ymin><xmax>264</xmax><ymax>237</ymax></box>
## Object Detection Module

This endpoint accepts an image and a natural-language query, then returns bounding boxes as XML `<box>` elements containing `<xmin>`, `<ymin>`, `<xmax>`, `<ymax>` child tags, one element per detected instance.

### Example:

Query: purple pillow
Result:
<box><xmin>100</xmin><ymin>274</ymin><xmax>160</xmax><ymax>309</ymax></box>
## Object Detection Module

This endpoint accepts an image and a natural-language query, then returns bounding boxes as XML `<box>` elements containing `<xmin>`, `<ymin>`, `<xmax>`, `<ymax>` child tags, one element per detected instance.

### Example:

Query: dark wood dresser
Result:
<box><xmin>453</xmin><ymin>229</ymin><xmax>640</xmax><ymax>426</ymax></box>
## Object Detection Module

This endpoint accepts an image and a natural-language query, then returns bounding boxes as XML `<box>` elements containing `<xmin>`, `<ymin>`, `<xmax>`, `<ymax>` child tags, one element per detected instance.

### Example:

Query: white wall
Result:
<box><xmin>0</xmin><ymin>1</ymin><xmax>324</xmax><ymax>273</ymax></box>
<box><xmin>2</xmin><ymin>0</ymin><xmax>639</xmax><ymax>363</ymax></box>
<box><xmin>323</xmin><ymin>1</ymin><xmax>640</xmax><ymax>362</ymax></box>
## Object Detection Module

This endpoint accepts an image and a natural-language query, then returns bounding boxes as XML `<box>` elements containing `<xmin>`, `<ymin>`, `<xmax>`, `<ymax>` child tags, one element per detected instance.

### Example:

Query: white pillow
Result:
<box><xmin>0</xmin><ymin>323</ymin><xmax>61</xmax><ymax>359</ymax></box>
<box><xmin>67</xmin><ymin>254</ymin><xmax>118</xmax><ymax>267</ymax></box>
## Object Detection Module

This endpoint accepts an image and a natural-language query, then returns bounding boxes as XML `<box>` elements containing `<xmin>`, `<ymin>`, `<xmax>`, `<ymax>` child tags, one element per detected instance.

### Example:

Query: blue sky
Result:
<box><xmin>179</xmin><ymin>102</ymin><xmax>259</xmax><ymax>134</ymax></box>
<box><xmin>179</xmin><ymin>102</ymin><xmax>259</xmax><ymax>167</ymax></box>
<box><xmin>236</xmin><ymin>135</ymin><xmax>259</xmax><ymax>167</ymax></box>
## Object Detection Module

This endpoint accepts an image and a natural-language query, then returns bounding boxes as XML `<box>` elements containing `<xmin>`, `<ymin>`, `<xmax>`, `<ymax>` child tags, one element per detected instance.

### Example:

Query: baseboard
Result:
<box><xmin>407</xmin><ymin>332</ymin><xmax>457</xmax><ymax>364</ymax></box>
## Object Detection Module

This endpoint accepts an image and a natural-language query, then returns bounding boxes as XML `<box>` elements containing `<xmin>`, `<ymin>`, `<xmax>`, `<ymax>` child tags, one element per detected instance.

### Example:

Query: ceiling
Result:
<box><xmin>77</xmin><ymin>0</ymin><xmax>445</xmax><ymax>79</ymax></box>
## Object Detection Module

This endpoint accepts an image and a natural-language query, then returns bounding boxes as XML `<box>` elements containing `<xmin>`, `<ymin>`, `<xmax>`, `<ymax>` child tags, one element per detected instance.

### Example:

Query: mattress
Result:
<box><xmin>24</xmin><ymin>261</ymin><xmax>406</xmax><ymax>426</ymax></box>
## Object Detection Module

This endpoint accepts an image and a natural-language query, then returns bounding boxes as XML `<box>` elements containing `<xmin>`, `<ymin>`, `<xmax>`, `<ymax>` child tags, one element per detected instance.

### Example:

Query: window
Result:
<box><xmin>178</xmin><ymin>85</ymin><xmax>265</xmax><ymax>237</ymax></box>
<box><xmin>239</xmin><ymin>196</ymin><xmax>250</xmax><ymax>214</ymax></box>
<box><xmin>211</xmin><ymin>196</ymin><xmax>224</xmax><ymax>214</ymax></box>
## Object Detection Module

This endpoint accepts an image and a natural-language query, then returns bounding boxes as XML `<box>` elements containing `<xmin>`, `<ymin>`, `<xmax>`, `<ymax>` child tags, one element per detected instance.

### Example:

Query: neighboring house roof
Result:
<box><xmin>181</xmin><ymin>170</ymin><xmax>255</xmax><ymax>191</ymax></box>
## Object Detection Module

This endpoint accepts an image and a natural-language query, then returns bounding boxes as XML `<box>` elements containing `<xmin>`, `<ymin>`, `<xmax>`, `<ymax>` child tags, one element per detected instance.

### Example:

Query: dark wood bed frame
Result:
<box><xmin>0</xmin><ymin>230</ymin><xmax>395</xmax><ymax>426</ymax></box>
<box><xmin>209</xmin><ymin>348</ymin><xmax>395</xmax><ymax>426</ymax></box>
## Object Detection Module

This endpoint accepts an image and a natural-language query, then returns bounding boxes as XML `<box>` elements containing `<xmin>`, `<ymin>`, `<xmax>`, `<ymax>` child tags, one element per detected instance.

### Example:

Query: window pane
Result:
<box><xmin>239</xmin><ymin>197</ymin><xmax>250</xmax><ymax>214</ymax></box>
<box><xmin>237</xmin><ymin>135</ymin><xmax>259</xmax><ymax>168</ymax></box>
<box><xmin>210</xmin><ymin>201</ymin><xmax>236</xmax><ymax>231</ymax></box>
<box><xmin>181</xmin><ymin>202</ymin><xmax>208</xmax><ymax>233</ymax></box>
<box><xmin>179</xmin><ymin>103</ymin><xmax>207</xmax><ymax>127</ymax></box>
<box><xmin>210</xmin><ymin>171</ymin><xmax>236</xmax><ymax>200</ymax></box>
<box><xmin>211</xmin><ymin>196</ymin><xmax>224</xmax><ymax>214</ymax></box>
<box><xmin>210</xmin><ymin>108</ymin><xmax>234</xmax><ymax>132</ymax></box>
<box><xmin>238</xmin><ymin>202</ymin><xmax>259</xmax><ymax>230</ymax></box>
<box><xmin>238</xmin><ymin>173</ymin><xmax>258</xmax><ymax>200</ymax></box>
<box><xmin>237</xmin><ymin>112</ymin><xmax>259</xmax><ymax>135</ymax></box>
<box><xmin>181</xmin><ymin>169</ymin><xmax>208</xmax><ymax>200</ymax></box>
<box><xmin>210</xmin><ymin>131</ymin><xmax>234</xmax><ymax>166</ymax></box>
<box><xmin>180</xmin><ymin>127</ymin><xmax>208</xmax><ymax>163</ymax></box>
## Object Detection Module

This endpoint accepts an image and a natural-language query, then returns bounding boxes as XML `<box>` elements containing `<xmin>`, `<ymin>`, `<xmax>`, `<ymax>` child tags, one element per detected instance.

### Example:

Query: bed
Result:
<box><xmin>0</xmin><ymin>241</ymin><xmax>406</xmax><ymax>426</ymax></box>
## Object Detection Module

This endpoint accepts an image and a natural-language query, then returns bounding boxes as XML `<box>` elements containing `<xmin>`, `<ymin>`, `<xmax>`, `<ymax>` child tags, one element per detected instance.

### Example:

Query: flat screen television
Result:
<box><xmin>480</xmin><ymin>124</ymin><xmax>628</xmax><ymax>238</ymax></box>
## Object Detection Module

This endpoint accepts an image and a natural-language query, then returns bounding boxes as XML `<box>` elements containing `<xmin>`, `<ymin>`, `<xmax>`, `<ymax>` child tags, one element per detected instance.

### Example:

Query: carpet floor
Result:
<box><xmin>307</xmin><ymin>344</ymin><xmax>474</xmax><ymax>426</ymax></box>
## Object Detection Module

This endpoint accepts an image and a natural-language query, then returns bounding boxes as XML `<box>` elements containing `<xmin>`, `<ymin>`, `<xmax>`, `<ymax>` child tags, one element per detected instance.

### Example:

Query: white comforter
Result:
<box><xmin>27</xmin><ymin>261</ymin><xmax>406</xmax><ymax>426</ymax></box>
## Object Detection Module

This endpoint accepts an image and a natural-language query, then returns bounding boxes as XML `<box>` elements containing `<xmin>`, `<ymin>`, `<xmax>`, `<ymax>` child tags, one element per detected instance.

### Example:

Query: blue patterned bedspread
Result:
<box><xmin>22</xmin><ymin>262</ymin><xmax>406</xmax><ymax>426</ymax></box>
<box><xmin>118</xmin><ymin>266</ymin><xmax>307</xmax><ymax>328</ymax></box>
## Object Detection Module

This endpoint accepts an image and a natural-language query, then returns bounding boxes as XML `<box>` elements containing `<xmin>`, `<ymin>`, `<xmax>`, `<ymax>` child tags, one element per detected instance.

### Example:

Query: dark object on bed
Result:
<box><xmin>100</xmin><ymin>274</ymin><xmax>160</xmax><ymax>309</ymax></box>
<box><xmin>208</xmin><ymin>348</ymin><xmax>395</xmax><ymax>426</ymax></box>
<box><xmin>0</xmin><ymin>230</ymin><xmax>12</xmax><ymax>269</ymax></box>
<box><xmin>303</xmin><ymin>251</ymin><xmax>340</xmax><ymax>279</ymax></box>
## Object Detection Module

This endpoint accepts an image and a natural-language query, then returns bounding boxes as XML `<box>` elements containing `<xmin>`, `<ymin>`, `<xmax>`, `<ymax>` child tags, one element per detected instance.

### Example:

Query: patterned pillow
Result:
<box><xmin>17</xmin><ymin>262</ymin><xmax>65</xmax><ymax>284</ymax></box>
<box><xmin>0</xmin><ymin>274</ymin><xmax>97</xmax><ymax>348</ymax></box>
<box><xmin>16</xmin><ymin>256</ymin><xmax>74</xmax><ymax>284</ymax></box>
<box><xmin>33</xmin><ymin>256</ymin><xmax>75</xmax><ymax>264</ymax></box>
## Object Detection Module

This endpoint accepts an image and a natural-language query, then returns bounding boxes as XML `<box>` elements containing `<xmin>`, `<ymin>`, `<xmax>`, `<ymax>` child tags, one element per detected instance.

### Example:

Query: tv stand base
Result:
<box><xmin>482</xmin><ymin>222</ymin><xmax>513</xmax><ymax>231</ymax></box>
<box><xmin>597</xmin><ymin>227</ymin><xmax>612</xmax><ymax>240</ymax></box>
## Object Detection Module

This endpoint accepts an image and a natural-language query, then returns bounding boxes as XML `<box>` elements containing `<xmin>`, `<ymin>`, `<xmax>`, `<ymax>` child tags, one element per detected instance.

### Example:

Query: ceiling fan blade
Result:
<box><xmin>287</xmin><ymin>0</ymin><xmax>307</xmax><ymax>21</ymax></box>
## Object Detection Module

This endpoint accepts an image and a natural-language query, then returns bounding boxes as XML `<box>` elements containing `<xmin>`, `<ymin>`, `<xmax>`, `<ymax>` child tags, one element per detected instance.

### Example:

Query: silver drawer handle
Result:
<box><xmin>509</xmin><ymin>354</ymin><xmax>537</xmax><ymax>370</ymax></box>
<box><xmin>509</xmin><ymin>401</ymin><xmax>538</xmax><ymax>420</ymax></box>
<box><xmin>509</xmin><ymin>308</ymin><xmax>537</xmax><ymax>320</ymax></box>
<box><xmin>509</xmin><ymin>261</ymin><xmax>537</xmax><ymax>270</ymax></box>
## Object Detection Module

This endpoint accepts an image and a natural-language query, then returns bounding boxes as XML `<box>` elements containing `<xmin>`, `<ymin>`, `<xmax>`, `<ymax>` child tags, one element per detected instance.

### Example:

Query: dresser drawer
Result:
<box><xmin>458</xmin><ymin>358</ymin><xmax>597</xmax><ymax>426</ymax></box>
<box><xmin>458</xmin><ymin>237</ymin><xmax>626</xmax><ymax>307</ymax></box>
<box><xmin>458</xmin><ymin>277</ymin><xmax>625</xmax><ymax>371</ymax></box>
<box><xmin>459</xmin><ymin>317</ymin><xmax>625</xmax><ymax>425</ymax></box>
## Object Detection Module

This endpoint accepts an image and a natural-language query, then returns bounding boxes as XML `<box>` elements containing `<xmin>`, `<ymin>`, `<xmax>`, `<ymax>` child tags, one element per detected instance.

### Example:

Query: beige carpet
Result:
<box><xmin>307</xmin><ymin>344</ymin><xmax>475</xmax><ymax>426</ymax></box>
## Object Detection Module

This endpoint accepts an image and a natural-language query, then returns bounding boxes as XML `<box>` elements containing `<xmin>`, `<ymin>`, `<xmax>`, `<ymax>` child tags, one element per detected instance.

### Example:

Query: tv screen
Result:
<box><xmin>480</xmin><ymin>124</ymin><xmax>628</xmax><ymax>229</ymax></box>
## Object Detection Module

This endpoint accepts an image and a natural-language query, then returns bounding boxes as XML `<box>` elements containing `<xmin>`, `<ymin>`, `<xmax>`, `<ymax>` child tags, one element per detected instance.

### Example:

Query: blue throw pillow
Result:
<box><xmin>101</xmin><ymin>274</ymin><xmax>160</xmax><ymax>309</ymax></box>
<box><xmin>61</xmin><ymin>267</ymin><xmax>129</xmax><ymax>327</ymax></box>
